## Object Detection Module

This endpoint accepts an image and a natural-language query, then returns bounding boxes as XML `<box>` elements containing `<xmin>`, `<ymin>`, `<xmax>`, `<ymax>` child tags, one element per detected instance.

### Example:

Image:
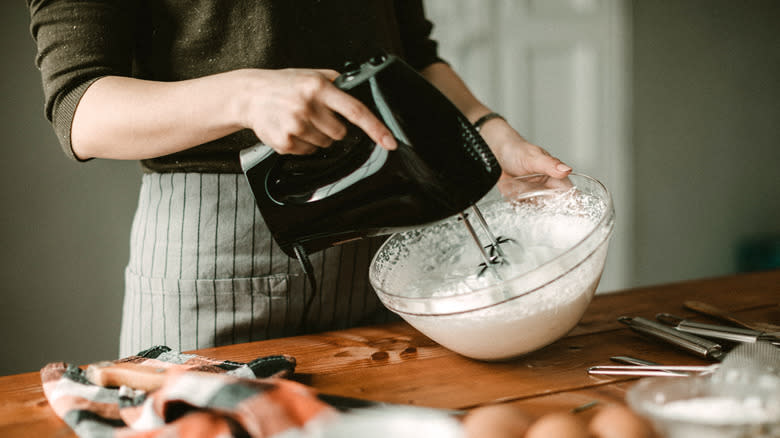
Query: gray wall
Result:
<box><xmin>2</xmin><ymin>1</ymin><xmax>778</xmax><ymax>376</ymax></box>
<box><xmin>2</xmin><ymin>4</ymin><xmax>141</xmax><ymax>375</ymax></box>
<box><xmin>632</xmin><ymin>0</ymin><xmax>780</xmax><ymax>285</ymax></box>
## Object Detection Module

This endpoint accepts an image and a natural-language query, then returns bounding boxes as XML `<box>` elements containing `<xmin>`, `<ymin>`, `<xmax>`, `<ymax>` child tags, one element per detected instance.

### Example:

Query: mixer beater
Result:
<box><xmin>459</xmin><ymin>205</ymin><xmax>515</xmax><ymax>278</ymax></box>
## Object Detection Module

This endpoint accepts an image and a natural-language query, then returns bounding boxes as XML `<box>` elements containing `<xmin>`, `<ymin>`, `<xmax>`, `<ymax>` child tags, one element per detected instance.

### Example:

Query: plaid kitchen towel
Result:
<box><xmin>40</xmin><ymin>346</ymin><xmax>337</xmax><ymax>438</ymax></box>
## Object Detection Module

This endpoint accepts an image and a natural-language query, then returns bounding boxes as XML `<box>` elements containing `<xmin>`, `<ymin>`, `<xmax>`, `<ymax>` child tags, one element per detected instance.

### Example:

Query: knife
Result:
<box><xmin>618</xmin><ymin>316</ymin><xmax>725</xmax><ymax>360</ymax></box>
<box><xmin>606</xmin><ymin>355</ymin><xmax>688</xmax><ymax>376</ymax></box>
<box><xmin>588</xmin><ymin>363</ymin><xmax>717</xmax><ymax>377</ymax></box>
<box><xmin>656</xmin><ymin>313</ymin><xmax>780</xmax><ymax>346</ymax></box>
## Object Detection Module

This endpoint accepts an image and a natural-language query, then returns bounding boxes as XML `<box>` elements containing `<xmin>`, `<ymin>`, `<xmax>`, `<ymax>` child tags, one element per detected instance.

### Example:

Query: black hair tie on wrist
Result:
<box><xmin>473</xmin><ymin>112</ymin><xmax>505</xmax><ymax>132</ymax></box>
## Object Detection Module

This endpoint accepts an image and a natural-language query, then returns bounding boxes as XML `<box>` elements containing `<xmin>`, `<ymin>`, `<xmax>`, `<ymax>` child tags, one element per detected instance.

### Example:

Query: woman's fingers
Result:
<box><xmin>497</xmin><ymin>145</ymin><xmax>572</xmax><ymax>180</ymax></box>
<box><xmin>317</xmin><ymin>84</ymin><xmax>397</xmax><ymax>151</ymax></box>
<box><xmin>310</xmin><ymin>69</ymin><xmax>396</xmax><ymax>151</ymax></box>
<box><xmin>307</xmin><ymin>102</ymin><xmax>349</xmax><ymax>144</ymax></box>
<box><xmin>475</xmin><ymin>117</ymin><xmax>570</xmax><ymax>179</ymax></box>
<box><xmin>249</xmin><ymin>68</ymin><xmax>396</xmax><ymax>154</ymax></box>
<box><xmin>520</xmin><ymin>150</ymin><xmax>572</xmax><ymax>178</ymax></box>
<box><xmin>281</xmin><ymin>136</ymin><xmax>321</xmax><ymax>155</ymax></box>
<box><xmin>290</xmin><ymin>138</ymin><xmax>321</xmax><ymax>155</ymax></box>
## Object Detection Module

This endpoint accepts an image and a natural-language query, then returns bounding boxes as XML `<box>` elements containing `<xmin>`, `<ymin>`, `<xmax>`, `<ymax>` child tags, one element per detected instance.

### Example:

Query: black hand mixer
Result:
<box><xmin>241</xmin><ymin>54</ymin><xmax>512</xmax><ymax>330</ymax></box>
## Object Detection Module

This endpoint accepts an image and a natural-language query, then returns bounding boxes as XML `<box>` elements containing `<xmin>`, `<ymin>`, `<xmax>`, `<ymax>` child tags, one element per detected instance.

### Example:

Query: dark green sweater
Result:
<box><xmin>28</xmin><ymin>0</ymin><xmax>442</xmax><ymax>173</ymax></box>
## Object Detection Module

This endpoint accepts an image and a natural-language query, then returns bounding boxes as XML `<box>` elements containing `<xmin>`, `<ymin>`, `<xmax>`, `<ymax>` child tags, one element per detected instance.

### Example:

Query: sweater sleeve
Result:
<box><xmin>27</xmin><ymin>0</ymin><xmax>135</xmax><ymax>161</ymax></box>
<box><xmin>393</xmin><ymin>0</ymin><xmax>446</xmax><ymax>71</ymax></box>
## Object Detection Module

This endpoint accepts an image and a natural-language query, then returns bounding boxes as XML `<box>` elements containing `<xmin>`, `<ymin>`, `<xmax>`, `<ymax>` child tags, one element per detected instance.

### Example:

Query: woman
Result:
<box><xmin>28</xmin><ymin>0</ymin><xmax>571</xmax><ymax>357</ymax></box>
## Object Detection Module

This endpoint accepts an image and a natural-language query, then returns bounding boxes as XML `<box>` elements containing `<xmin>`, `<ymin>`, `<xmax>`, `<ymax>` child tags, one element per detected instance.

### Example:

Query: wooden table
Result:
<box><xmin>1</xmin><ymin>270</ymin><xmax>778</xmax><ymax>436</ymax></box>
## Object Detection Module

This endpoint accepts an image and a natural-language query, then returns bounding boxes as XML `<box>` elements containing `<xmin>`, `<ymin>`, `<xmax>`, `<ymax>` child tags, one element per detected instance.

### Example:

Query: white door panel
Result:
<box><xmin>425</xmin><ymin>0</ymin><xmax>631</xmax><ymax>292</ymax></box>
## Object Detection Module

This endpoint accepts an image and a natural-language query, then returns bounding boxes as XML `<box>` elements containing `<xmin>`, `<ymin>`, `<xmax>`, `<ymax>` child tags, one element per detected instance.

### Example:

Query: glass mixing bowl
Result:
<box><xmin>369</xmin><ymin>173</ymin><xmax>615</xmax><ymax>361</ymax></box>
<box><xmin>626</xmin><ymin>376</ymin><xmax>780</xmax><ymax>438</ymax></box>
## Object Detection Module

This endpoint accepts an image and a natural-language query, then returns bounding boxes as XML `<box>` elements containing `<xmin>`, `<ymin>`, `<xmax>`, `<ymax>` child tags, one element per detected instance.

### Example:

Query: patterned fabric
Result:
<box><xmin>40</xmin><ymin>346</ymin><xmax>335</xmax><ymax>438</ymax></box>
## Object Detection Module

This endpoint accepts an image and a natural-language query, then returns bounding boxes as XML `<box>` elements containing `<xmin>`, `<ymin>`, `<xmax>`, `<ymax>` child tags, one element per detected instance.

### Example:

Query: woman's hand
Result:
<box><xmin>71</xmin><ymin>68</ymin><xmax>396</xmax><ymax>160</ymax></box>
<box><xmin>476</xmin><ymin>117</ymin><xmax>571</xmax><ymax>179</ymax></box>
<box><xmin>419</xmin><ymin>62</ymin><xmax>571</xmax><ymax>180</ymax></box>
<box><xmin>235</xmin><ymin>68</ymin><xmax>397</xmax><ymax>155</ymax></box>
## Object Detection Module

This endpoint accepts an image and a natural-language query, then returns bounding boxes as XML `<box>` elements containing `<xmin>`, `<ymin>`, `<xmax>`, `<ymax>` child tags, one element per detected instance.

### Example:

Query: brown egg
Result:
<box><xmin>462</xmin><ymin>404</ymin><xmax>533</xmax><ymax>438</ymax></box>
<box><xmin>525</xmin><ymin>412</ymin><xmax>589</xmax><ymax>438</ymax></box>
<box><xmin>588</xmin><ymin>404</ymin><xmax>656</xmax><ymax>438</ymax></box>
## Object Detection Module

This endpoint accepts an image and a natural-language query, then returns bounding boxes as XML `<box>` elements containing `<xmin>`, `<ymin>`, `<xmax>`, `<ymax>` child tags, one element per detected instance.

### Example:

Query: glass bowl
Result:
<box><xmin>369</xmin><ymin>173</ymin><xmax>615</xmax><ymax>361</ymax></box>
<box><xmin>626</xmin><ymin>376</ymin><xmax>780</xmax><ymax>438</ymax></box>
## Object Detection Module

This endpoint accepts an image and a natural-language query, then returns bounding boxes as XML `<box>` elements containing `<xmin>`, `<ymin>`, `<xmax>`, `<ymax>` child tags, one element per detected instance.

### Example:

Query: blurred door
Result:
<box><xmin>425</xmin><ymin>0</ymin><xmax>631</xmax><ymax>292</ymax></box>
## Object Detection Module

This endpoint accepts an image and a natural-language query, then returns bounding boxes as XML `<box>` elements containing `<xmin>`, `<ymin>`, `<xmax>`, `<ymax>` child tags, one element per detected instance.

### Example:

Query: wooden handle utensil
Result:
<box><xmin>683</xmin><ymin>300</ymin><xmax>780</xmax><ymax>332</ymax></box>
<box><xmin>85</xmin><ymin>362</ymin><xmax>170</xmax><ymax>392</ymax></box>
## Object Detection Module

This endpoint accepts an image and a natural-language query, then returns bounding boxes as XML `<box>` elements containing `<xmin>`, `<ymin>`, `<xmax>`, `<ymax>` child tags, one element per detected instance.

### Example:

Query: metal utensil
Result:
<box><xmin>459</xmin><ymin>205</ymin><xmax>514</xmax><ymax>278</ymax></box>
<box><xmin>590</xmin><ymin>339</ymin><xmax>780</xmax><ymax>378</ymax></box>
<box><xmin>588</xmin><ymin>363</ymin><xmax>718</xmax><ymax>377</ymax></box>
<box><xmin>610</xmin><ymin>355</ymin><xmax>662</xmax><ymax>366</ymax></box>
<box><xmin>683</xmin><ymin>300</ymin><xmax>780</xmax><ymax>332</ymax></box>
<box><xmin>607</xmin><ymin>356</ymin><xmax>688</xmax><ymax>376</ymax></box>
<box><xmin>656</xmin><ymin>313</ymin><xmax>780</xmax><ymax>346</ymax></box>
<box><xmin>618</xmin><ymin>316</ymin><xmax>725</xmax><ymax>360</ymax></box>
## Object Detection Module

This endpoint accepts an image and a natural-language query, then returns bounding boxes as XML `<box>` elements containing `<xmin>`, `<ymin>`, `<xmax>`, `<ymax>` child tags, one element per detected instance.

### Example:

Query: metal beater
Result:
<box><xmin>459</xmin><ymin>205</ymin><xmax>514</xmax><ymax>277</ymax></box>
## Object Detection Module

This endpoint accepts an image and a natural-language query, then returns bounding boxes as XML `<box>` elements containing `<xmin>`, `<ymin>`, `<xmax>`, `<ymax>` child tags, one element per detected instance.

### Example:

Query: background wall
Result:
<box><xmin>2</xmin><ymin>1</ymin><xmax>778</xmax><ymax>376</ymax></box>
<box><xmin>632</xmin><ymin>0</ymin><xmax>780</xmax><ymax>286</ymax></box>
<box><xmin>2</xmin><ymin>4</ymin><xmax>141</xmax><ymax>374</ymax></box>
<box><xmin>425</xmin><ymin>0</ymin><xmax>633</xmax><ymax>292</ymax></box>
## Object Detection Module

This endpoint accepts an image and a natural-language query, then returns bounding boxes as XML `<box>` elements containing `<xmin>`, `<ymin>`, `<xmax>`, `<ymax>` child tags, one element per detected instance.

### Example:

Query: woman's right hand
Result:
<box><xmin>70</xmin><ymin>68</ymin><xmax>396</xmax><ymax>161</ymax></box>
<box><xmin>235</xmin><ymin>68</ymin><xmax>397</xmax><ymax>155</ymax></box>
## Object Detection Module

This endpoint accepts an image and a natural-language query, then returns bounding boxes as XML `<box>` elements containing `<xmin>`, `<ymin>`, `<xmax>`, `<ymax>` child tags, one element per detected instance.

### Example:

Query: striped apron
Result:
<box><xmin>119</xmin><ymin>173</ymin><xmax>394</xmax><ymax>357</ymax></box>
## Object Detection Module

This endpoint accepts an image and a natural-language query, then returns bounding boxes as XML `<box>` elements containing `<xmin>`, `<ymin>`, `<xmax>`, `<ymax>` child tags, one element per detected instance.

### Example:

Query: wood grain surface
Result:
<box><xmin>1</xmin><ymin>270</ymin><xmax>777</xmax><ymax>437</ymax></box>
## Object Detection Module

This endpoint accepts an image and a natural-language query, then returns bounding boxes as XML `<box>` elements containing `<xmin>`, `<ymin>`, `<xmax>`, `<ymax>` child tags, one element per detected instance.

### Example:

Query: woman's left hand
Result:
<box><xmin>420</xmin><ymin>62</ymin><xmax>572</xmax><ymax>180</ymax></box>
<box><xmin>477</xmin><ymin>117</ymin><xmax>572</xmax><ymax>179</ymax></box>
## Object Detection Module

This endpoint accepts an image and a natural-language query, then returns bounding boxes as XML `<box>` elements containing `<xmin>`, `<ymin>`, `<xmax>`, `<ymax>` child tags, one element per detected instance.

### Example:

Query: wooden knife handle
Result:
<box><xmin>683</xmin><ymin>300</ymin><xmax>780</xmax><ymax>332</ymax></box>
<box><xmin>85</xmin><ymin>362</ymin><xmax>168</xmax><ymax>392</ymax></box>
